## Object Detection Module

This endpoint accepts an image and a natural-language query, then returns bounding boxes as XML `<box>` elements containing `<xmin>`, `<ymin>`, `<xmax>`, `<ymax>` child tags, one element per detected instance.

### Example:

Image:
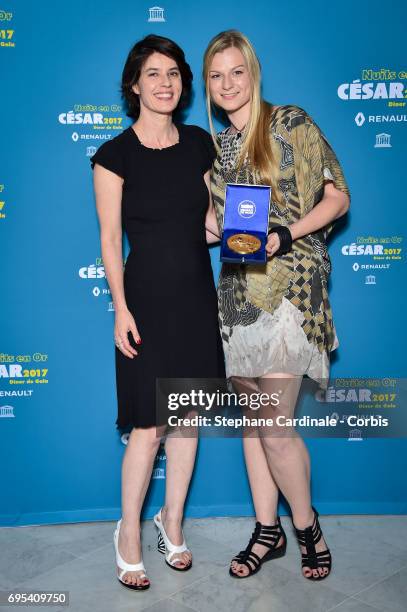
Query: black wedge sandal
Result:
<box><xmin>229</xmin><ymin>517</ymin><xmax>287</xmax><ymax>578</ymax></box>
<box><xmin>293</xmin><ymin>506</ymin><xmax>332</xmax><ymax>580</ymax></box>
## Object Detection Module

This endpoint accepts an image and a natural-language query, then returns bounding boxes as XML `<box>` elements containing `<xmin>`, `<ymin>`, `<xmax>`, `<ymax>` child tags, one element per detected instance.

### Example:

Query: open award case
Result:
<box><xmin>220</xmin><ymin>183</ymin><xmax>272</xmax><ymax>264</ymax></box>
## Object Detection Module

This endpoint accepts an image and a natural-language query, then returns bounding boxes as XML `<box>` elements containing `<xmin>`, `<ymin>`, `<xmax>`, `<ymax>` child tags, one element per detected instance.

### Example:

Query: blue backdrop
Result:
<box><xmin>1</xmin><ymin>0</ymin><xmax>406</xmax><ymax>526</ymax></box>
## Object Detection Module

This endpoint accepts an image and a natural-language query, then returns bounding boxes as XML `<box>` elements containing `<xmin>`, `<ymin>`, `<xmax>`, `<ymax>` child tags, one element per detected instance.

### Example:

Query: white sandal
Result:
<box><xmin>113</xmin><ymin>519</ymin><xmax>150</xmax><ymax>590</ymax></box>
<box><xmin>153</xmin><ymin>508</ymin><xmax>192</xmax><ymax>571</ymax></box>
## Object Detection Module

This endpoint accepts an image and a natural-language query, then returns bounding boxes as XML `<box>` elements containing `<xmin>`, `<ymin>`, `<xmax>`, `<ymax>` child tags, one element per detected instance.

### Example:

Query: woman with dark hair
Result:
<box><xmin>91</xmin><ymin>35</ymin><xmax>224</xmax><ymax>590</ymax></box>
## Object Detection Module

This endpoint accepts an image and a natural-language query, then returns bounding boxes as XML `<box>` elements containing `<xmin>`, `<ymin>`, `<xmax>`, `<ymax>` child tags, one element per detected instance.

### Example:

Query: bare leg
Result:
<box><xmin>161</xmin><ymin>429</ymin><xmax>198</xmax><ymax>568</ymax></box>
<box><xmin>230</xmin><ymin>434</ymin><xmax>288</xmax><ymax>576</ymax></box>
<box><xmin>118</xmin><ymin>426</ymin><xmax>163</xmax><ymax>586</ymax></box>
<box><xmin>243</xmin><ymin>435</ymin><xmax>280</xmax><ymax>525</ymax></box>
<box><xmin>229</xmin><ymin>377</ymin><xmax>283</xmax><ymax>577</ymax></box>
<box><xmin>257</xmin><ymin>373</ymin><xmax>329</xmax><ymax>578</ymax></box>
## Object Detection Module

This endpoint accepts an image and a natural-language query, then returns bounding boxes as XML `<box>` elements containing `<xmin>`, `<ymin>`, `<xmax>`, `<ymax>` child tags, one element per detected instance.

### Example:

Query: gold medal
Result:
<box><xmin>227</xmin><ymin>233</ymin><xmax>261</xmax><ymax>254</ymax></box>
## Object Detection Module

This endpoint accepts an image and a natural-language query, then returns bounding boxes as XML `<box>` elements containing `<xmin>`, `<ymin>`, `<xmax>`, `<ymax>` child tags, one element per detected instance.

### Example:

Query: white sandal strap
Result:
<box><xmin>114</xmin><ymin>519</ymin><xmax>146</xmax><ymax>575</ymax></box>
<box><xmin>154</xmin><ymin>509</ymin><xmax>188</xmax><ymax>555</ymax></box>
<box><xmin>167</xmin><ymin>550</ymin><xmax>191</xmax><ymax>567</ymax></box>
<box><xmin>116</xmin><ymin>555</ymin><xmax>146</xmax><ymax>573</ymax></box>
<box><xmin>166</xmin><ymin>541</ymin><xmax>188</xmax><ymax>554</ymax></box>
<box><xmin>118</xmin><ymin>568</ymin><xmax>146</xmax><ymax>580</ymax></box>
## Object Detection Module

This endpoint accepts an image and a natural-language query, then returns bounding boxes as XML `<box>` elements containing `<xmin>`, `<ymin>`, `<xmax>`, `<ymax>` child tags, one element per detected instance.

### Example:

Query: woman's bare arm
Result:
<box><xmin>93</xmin><ymin>165</ymin><xmax>126</xmax><ymax>310</ymax></box>
<box><xmin>203</xmin><ymin>171</ymin><xmax>221</xmax><ymax>244</ymax></box>
<box><xmin>93</xmin><ymin>164</ymin><xmax>139</xmax><ymax>357</ymax></box>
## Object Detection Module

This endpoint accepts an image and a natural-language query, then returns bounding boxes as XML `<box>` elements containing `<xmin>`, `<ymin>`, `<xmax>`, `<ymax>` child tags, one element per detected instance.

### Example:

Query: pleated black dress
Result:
<box><xmin>91</xmin><ymin>123</ymin><xmax>225</xmax><ymax>429</ymax></box>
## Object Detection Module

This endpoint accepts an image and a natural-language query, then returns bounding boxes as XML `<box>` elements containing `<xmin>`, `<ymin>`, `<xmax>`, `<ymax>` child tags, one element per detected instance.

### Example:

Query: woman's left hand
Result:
<box><xmin>265</xmin><ymin>232</ymin><xmax>281</xmax><ymax>256</ymax></box>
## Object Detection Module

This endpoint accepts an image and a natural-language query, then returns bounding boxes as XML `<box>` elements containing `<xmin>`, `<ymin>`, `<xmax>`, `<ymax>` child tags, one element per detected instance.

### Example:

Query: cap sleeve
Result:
<box><xmin>302</xmin><ymin>111</ymin><xmax>350</xmax><ymax>199</ymax></box>
<box><xmin>192</xmin><ymin>126</ymin><xmax>216</xmax><ymax>173</ymax></box>
<box><xmin>90</xmin><ymin>137</ymin><xmax>124</xmax><ymax>179</ymax></box>
<box><xmin>290</xmin><ymin>107</ymin><xmax>350</xmax><ymax>240</ymax></box>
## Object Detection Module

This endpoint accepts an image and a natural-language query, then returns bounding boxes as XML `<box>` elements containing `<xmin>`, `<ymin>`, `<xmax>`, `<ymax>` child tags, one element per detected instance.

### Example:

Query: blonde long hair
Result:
<box><xmin>203</xmin><ymin>30</ymin><xmax>278</xmax><ymax>192</ymax></box>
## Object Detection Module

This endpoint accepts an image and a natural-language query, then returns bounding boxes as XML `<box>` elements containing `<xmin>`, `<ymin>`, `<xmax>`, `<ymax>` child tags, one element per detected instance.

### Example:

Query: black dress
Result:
<box><xmin>91</xmin><ymin>124</ymin><xmax>225</xmax><ymax>429</ymax></box>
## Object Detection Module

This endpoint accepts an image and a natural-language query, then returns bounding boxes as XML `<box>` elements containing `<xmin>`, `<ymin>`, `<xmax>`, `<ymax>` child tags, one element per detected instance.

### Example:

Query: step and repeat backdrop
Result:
<box><xmin>1</xmin><ymin>0</ymin><xmax>406</xmax><ymax>525</ymax></box>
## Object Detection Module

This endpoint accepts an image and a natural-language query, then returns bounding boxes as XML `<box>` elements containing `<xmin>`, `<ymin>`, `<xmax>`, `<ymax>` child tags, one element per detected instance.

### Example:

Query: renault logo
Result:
<box><xmin>355</xmin><ymin>112</ymin><xmax>365</xmax><ymax>127</ymax></box>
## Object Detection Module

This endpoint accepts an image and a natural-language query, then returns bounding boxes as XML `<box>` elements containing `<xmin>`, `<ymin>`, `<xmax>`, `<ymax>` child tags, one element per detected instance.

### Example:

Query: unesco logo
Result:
<box><xmin>238</xmin><ymin>200</ymin><xmax>256</xmax><ymax>218</ymax></box>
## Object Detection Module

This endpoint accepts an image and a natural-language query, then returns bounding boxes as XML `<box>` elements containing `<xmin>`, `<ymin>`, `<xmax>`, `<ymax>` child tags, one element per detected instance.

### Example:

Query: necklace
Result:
<box><xmin>228</xmin><ymin>123</ymin><xmax>246</xmax><ymax>139</ymax></box>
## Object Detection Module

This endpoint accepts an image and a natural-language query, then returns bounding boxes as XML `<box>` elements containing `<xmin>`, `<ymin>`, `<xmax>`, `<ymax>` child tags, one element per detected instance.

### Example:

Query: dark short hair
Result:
<box><xmin>121</xmin><ymin>34</ymin><xmax>193</xmax><ymax>119</ymax></box>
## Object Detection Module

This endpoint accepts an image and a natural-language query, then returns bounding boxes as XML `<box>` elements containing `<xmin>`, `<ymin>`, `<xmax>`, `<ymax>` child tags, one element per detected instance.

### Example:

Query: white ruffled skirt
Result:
<box><xmin>222</xmin><ymin>297</ymin><xmax>339</xmax><ymax>385</ymax></box>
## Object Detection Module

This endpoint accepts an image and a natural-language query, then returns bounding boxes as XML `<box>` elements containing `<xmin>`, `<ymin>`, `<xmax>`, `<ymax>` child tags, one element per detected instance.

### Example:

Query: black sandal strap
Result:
<box><xmin>253</xmin><ymin>521</ymin><xmax>283</xmax><ymax>550</ymax></box>
<box><xmin>241</xmin><ymin>558</ymin><xmax>259</xmax><ymax>573</ymax></box>
<box><xmin>230</xmin><ymin>517</ymin><xmax>286</xmax><ymax>577</ymax></box>
<box><xmin>293</xmin><ymin>508</ymin><xmax>332</xmax><ymax>578</ymax></box>
<box><xmin>247</xmin><ymin>551</ymin><xmax>261</xmax><ymax>564</ymax></box>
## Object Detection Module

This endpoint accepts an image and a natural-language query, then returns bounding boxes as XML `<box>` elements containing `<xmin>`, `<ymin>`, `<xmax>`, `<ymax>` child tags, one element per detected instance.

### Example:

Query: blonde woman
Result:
<box><xmin>203</xmin><ymin>30</ymin><xmax>350</xmax><ymax>580</ymax></box>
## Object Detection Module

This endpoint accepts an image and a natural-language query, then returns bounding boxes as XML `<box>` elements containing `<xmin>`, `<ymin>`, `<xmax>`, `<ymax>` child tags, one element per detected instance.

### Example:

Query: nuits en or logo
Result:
<box><xmin>374</xmin><ymin>133</ymin><xmax>391</xmax><ymax>148</ymax></box>
<box><xmin>148</xmin><ymin>6</ymin><xmax>165</xmax><ymax>22</ymax></box>
<box><xmin>0</xmin><ymin>9</ymin><xmax>12</xmax><ymax>20</ymax></box>
<box><xmin>60</xmin><ymin>105</ymin><xmax>124</xmax><ymax>141</ymax></box>
<box><xmin>238</xmin><ymin>200</ymin><xmax>256</xmax><ymax>218</ymax></box>
<box><xmin>355</xmin><ymin>112</ymin><xmax>365</xmax><ymax>127</ymax></box>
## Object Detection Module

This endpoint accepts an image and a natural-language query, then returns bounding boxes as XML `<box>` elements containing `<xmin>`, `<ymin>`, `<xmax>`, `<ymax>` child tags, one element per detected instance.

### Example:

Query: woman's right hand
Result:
<box><xmin>114</xmin><ymin>308</ymin><xmax>141</xmax><ymax>359</ymax></box>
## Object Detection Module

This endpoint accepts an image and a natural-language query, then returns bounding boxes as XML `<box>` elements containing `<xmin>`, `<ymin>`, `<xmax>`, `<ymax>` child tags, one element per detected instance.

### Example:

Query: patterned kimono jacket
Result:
<box><xmin>210</xmin><ymin>105</ymin><xmax>350</xmax><ymax>383</ymax></box>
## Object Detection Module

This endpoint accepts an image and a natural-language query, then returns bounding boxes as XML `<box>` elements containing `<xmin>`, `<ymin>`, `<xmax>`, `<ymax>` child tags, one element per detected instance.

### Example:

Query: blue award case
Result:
<box><xmin>221</xmin><ymin>183</ymin><xmax>272</xmax><ymax>264</ymax></box>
